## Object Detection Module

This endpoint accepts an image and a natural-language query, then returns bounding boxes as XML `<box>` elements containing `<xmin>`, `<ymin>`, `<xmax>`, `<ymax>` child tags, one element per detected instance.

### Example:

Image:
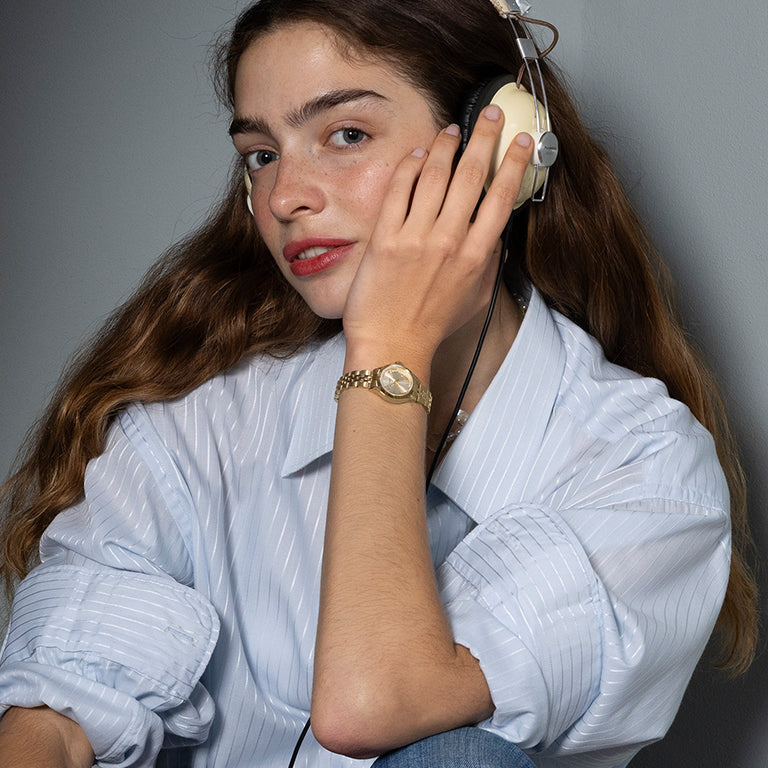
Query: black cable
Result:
<box><xmin>288</xmin><ymin>215</ymin><xmax>515</xmax><ymax>767</ymax></box>
<box><xmin>287</xmin><ymin>716</ymin><xmax>312</xmax><ymax>768</ymax></box>
<box><xmin>426</xmin><ymin>213</ymin><xmax>514</xmax><ymax>486</ymax></box>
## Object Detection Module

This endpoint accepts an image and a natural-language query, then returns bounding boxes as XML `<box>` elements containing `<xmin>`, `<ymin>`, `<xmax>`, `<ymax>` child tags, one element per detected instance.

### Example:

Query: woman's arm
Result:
<box><xmin>312</xmin><ymin>382</ymin><xmax>494</xmax><ymax>759</ymax></box>
<box><xmin>311</xmin><ymin>111</ymin><xmax>534</xmax><ymax>757</ymax></box>
<box><xmin>0</xmin><ymin>706</ymin><xmax>94</xmax><ymax>768</ymax></box>
<box><xmin>0</xmin><ymin>410</ymin><xmax>220</xmax><ymax>767</ymax></box>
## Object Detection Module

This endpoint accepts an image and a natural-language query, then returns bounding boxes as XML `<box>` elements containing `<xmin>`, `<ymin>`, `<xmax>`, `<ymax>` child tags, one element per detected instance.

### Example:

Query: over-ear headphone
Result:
<box><xmin>459</xmin><ymin>76</ymin><xmax>557</xmax><ymax>209</ymax></box>
<box><xmin>458</xmin><ymin>15</ymin><xmax>558</xmax><ymax>208</ymax></box>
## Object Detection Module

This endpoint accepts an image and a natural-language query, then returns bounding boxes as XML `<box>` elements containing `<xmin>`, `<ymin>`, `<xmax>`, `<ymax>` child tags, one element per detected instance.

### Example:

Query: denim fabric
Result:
<box><xmin>372</xmin><ymin>728</ymin><xmax>536</xmax><ymax>768</ymax></box>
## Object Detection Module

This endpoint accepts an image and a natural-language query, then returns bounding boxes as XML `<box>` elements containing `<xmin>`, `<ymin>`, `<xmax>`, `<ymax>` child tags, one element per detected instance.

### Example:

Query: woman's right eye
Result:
<box><xmin>245</xmin><ymin>149</ymin><xmax>279</xmax><ymax>170</ymax></box>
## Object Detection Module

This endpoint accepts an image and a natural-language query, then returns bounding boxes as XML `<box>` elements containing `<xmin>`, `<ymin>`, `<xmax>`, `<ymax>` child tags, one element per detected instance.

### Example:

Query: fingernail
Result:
<box><xmin>516</xmin><ymin>132</ymin><xmax>532</xmax><ymax>147</ymax></box>
<box><xmin>444</xmin><ymin>123</ymin><xmax>461</xmax><ymax>137</ymax></box>
<box><xmin>411</xmin><ymin>146</ymin><xmax>427</xmax><ymax>158</ymax></box>
<box><xmin>484</xmin><ymin>104</ymin><xmax>501</xmax><ymax>121</ymax></box>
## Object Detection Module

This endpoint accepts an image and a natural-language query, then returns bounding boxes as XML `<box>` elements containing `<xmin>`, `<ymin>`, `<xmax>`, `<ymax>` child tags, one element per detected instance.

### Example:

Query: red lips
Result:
<box><xmin>283</xmin><ymin>238</ymin><xmax>355</xmax><ymax>276</ymax></box>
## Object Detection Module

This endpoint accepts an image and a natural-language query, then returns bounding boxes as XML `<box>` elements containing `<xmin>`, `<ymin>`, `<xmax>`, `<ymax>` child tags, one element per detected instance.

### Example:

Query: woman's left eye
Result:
<box><xmin>329</xmin><ymin>128</ymin><xmax>368</xmax><ymax>147</ymax></box>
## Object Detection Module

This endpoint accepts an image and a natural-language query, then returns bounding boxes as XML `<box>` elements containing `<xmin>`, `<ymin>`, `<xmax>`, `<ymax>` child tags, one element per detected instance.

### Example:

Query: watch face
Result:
<box><xmin>379</xmin><ymin>363</ymin><xmax>414</xmax><ymax>398</ymax></box>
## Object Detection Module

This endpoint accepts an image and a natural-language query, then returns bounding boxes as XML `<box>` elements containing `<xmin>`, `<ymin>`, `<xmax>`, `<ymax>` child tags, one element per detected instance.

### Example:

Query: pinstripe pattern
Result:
<box><xmin>0</xmin><ymin>288</ymin><xmax>729</xmax><ymax>768</ymax></box>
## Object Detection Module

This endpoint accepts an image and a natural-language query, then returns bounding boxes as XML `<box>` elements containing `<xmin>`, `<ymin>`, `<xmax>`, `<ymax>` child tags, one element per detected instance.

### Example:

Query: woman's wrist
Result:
<box><xmin>342</xmin><ymin>339</ymin><xmax>435</xmax><ymax>386</ymax></box>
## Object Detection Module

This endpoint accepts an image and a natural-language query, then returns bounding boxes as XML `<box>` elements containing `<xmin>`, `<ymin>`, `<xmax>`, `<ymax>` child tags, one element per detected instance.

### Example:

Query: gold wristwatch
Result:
<box><xmin>334</xmin><ymin>362</ymin><xmax>432</xmax><ymax>413</ymax></box>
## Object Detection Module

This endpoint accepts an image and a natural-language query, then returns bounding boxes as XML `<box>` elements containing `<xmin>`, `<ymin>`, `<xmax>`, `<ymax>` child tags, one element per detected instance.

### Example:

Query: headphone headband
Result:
<box><xmin>505</xmin><ymin>10</ymin><xmax>558</xmax><ymax>201</ymax></box>
<box><xmin>488</xmin><ymin>0</ymin><xmax>531</xmax><ymax>17</ymax></box>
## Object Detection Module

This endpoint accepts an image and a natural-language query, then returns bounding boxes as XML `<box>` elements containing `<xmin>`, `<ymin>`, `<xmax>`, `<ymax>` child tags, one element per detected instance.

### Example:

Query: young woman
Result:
<box><xmin>0</xmin><ymin>1</ymin><xmax>757</xmax><ymax>767</ymax></box>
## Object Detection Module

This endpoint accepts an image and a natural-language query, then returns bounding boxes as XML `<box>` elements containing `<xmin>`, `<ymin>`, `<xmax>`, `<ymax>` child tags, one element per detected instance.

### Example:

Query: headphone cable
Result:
<box><xmin>426</xmin><ymin>213</ymin><xmax>514</xmax><ymax>485</ymax></box>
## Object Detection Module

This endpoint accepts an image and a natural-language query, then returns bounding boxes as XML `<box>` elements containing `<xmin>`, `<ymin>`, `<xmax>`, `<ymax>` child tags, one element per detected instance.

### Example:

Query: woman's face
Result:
<box><xmin>231</xmin><ymin>22</ymin><xmax>441</xmax><ymax>319</ymax></box>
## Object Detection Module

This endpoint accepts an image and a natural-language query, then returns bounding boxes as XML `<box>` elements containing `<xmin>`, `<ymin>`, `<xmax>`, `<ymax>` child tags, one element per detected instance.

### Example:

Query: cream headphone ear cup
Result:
<box><xmin>460</xmin><ymin>74</ymin><xmax>557</xmax><ymax>208</ymax></box>
<box><xmin>244</xmin><ymin>167</ymin><xmax>254</xmax><ymax>216</ymax></box>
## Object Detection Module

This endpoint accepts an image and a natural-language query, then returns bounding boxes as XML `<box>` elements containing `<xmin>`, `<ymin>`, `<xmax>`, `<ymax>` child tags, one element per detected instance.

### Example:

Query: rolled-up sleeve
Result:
<box><xmin>0</xmin><ymin>566</ymin><xmax>219</xmax><ymax>765</ymax></box>
<box><xmin>0</xmin><ymin>412</ymin><xmax>221</xmax><ymax>767</ymax></box>
<box><xmin>438</xmin><ymin>504</ymin><xmax>602</xmax><ymax>749</ymax></box>
<box><xmin>438</xmin><ymin>496</ymin><xmax>729</xmax><ymax>764</ymax></box>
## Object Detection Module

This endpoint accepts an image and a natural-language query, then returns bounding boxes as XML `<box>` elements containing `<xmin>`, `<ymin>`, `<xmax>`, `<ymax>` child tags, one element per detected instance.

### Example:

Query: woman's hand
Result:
<box><xmin>0</xmin><ymin>706</ymin><xmax>94</xmax><ymax>768</ymax></box>
<box><xmin>342</xmin><ymin>104</ymin><xmax>534</xmax><ymax>374</ymax></box>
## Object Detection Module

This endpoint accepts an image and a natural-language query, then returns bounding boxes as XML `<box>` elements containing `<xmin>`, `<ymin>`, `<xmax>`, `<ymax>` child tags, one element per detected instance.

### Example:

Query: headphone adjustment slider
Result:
<box><xmin>517</xmin><ymin>37</ymin><xmax>538</xmax><ymax>60</ymax></box>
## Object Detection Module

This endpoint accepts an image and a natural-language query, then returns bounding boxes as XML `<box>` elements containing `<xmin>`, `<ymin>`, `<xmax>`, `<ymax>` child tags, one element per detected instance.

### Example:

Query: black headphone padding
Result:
<box><xmin>459</xmin><ymin>74</ymin><xmax>520</xmax><ymax>153</ymax></box>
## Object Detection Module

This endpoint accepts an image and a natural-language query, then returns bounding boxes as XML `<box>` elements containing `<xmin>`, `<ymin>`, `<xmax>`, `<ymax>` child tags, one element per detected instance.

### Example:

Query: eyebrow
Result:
<box><xmin>228</xmin><ymin>88</ymin><xmax>389</xmax><ymax>137</ymax></box>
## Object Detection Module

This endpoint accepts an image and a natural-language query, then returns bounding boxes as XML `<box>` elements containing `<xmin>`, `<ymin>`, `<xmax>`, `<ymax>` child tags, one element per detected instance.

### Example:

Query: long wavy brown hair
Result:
<box><xmin>1</xmin><ymin>0</ymin><xmax>757</xmax><ymax>673</ymax></box>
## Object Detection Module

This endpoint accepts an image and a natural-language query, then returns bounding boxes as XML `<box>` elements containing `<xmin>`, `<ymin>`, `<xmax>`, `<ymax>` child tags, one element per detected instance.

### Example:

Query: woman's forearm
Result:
<box><xmin>0</xmin><ymin>706</ymin><xmax>94</xmax><ymax>768</ymax></box>
<box><xmin>312</xmin><ymin>351</ymin><xmax>493</xmax><ymax>757</ymax></box>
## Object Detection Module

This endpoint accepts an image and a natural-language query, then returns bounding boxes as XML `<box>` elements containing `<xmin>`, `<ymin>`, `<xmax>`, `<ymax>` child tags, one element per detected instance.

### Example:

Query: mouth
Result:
<box><xmin>283</xmin><ymin>238</ymin><xmax>355</xmax><ymax>276</ymax></box>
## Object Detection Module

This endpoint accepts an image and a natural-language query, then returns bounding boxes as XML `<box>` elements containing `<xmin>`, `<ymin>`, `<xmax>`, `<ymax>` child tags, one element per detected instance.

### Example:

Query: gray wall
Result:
<box><xmin>539</xmin><ymin>3</ymin><xmax>768</xmax><ymax>765</ymax></box>
<box><xmin>1</xmin><ymin>2</ymin><xmax>766</xmax><ymax>765</ymax></box>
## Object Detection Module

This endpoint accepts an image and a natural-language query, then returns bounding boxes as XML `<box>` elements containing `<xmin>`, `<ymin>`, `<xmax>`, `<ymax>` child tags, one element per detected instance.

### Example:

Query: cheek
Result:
<box><xmin>250</xmin><ymin>186</ymin><xmax>278</xmax><ymax>243</ymax></box>
<box><xmin>337</xmin><ymin>159</ymin><xmax>396</xmax><ymax>222</ymax></box>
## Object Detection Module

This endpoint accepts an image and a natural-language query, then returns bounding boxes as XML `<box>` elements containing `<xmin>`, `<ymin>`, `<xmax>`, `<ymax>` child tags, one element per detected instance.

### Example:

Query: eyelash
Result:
<box><xmin>244</xmin><ymin>126</ymin><xmax>370</xmax><ymax>171</ymax></box>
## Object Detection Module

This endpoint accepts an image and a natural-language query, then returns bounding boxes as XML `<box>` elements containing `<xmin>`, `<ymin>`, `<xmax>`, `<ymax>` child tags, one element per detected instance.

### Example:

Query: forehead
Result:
<box><xmin>234</xmin><ymin>22</ymin><xmax>409</xmax><ymax>111</ymax></box>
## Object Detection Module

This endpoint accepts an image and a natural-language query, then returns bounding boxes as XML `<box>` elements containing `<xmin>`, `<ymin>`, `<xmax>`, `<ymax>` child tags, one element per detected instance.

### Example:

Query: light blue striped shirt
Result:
<box><xmin>0</xmin><ymin>288</ymin><xmax>730</xmax><ymax>768</ymax></box>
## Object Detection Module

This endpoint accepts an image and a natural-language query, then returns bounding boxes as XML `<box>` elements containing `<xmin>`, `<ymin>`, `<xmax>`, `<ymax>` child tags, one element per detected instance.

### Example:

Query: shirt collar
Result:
<box><xmin>280</xmin><ymin>288</ymin><xmax>567</xmax><ymax>507</ymax></box>
<box><xmin>431</xmin><ymin>287</ymin><xmax>567</xmax><ymax>521</ymax></box>
<box><xmin>280</xmin><ymin>333</ymin><xmax>344</xmax><ymax>477</ymax></box>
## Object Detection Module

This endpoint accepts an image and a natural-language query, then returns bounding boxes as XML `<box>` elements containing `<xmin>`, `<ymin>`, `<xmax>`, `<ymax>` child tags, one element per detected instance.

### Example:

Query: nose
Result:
<box><xmin>267</xmin><ymin>153</ymin><xmax>325</xmax><ymax>222</ymax></box>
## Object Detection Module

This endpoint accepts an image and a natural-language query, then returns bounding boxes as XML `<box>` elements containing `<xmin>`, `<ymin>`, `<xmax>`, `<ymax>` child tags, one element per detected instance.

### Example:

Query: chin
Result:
<box><xmin>299</xmin><ymin>288</ymin><xmax>349</xmax><ymax>321</ymax></box>
<box><xmin>312</xmin><ymin>308</ymin><xmax>344</xmax><ymax>321</ymax></box>
<box><xmin>303</xmin><ymin>297</ymin><xmax>345</xmax><ymax>321</ymax></box>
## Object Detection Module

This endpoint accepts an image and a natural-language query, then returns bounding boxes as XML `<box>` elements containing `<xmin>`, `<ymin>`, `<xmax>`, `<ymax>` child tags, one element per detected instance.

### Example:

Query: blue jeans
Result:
<box><xmin>372</xmin><ymin>727</ymin><xmax>535</xmax><ymax>767</ymax></box>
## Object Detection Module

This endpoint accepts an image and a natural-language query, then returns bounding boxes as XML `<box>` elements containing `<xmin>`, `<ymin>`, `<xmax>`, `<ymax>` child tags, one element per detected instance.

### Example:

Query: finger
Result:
<box><xmin>469</xmin><ymin>131</ymin><xmax>533</xmax><ymax>246</ymax></box>
<box><xmin>404</xmin><ymin>124</ymin><xmax>463</xmax><ymax>226</ymax></box>
<box><xmin>436</xmin><ymin>105</ymin><xmax>506</xmax><ymax>228</ymax></box>
<box><xmin>372</xmin><ymin>146</ymin><xmax>429</xmax><ymax>235</ymax></box>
